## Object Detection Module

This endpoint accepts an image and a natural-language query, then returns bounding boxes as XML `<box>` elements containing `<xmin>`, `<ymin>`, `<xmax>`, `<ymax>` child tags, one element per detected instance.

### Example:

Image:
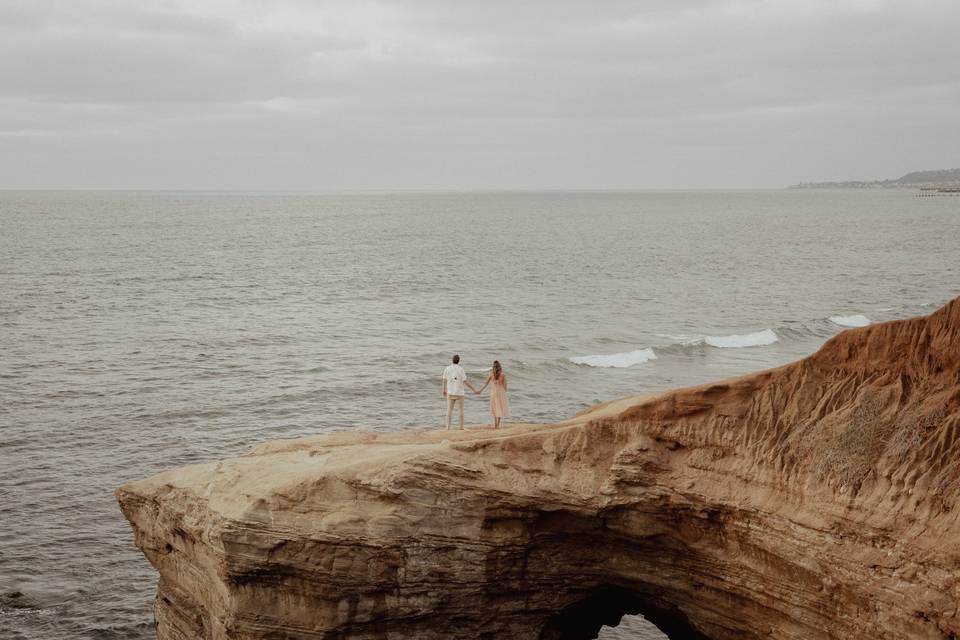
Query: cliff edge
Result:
<box><xmin>118</xmin><ymin>299</ymin><xmax>960</xmax><ymax>639</ymax></box>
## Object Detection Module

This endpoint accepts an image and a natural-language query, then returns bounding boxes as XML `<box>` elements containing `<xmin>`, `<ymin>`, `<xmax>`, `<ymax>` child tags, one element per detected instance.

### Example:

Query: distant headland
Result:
<box><xmin>791</xmin><ymin>167</ymin><xmax>960</xmax><ymax>189</ymax></box>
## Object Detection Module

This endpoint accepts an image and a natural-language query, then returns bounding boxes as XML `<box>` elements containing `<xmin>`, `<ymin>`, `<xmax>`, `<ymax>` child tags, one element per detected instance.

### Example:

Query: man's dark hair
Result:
<box><xmin>452</xmin><ymin>354</ymin><xmax>460</xmax><ymax>364</ymax></box>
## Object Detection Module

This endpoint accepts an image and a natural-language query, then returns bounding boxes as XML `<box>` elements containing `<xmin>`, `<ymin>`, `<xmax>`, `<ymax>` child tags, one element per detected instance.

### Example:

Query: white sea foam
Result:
<box><xmin>569</xmin><ymin>348</ymin><xmax>657</xmax><ymax>368</ymax></box>
<box><xmin>703</xmin><ymin>329</ymin><xmax>778</xmax><ymax>348</ymax></box>
<box><xmin>656</xmin><ymin>333</ymin><xmax>703</xmax><ymax>345</ymax></box>
<box><xmin>829</xmin><ymin>314</ymin><xmax>871</xmax><ymax>328</ymax></box>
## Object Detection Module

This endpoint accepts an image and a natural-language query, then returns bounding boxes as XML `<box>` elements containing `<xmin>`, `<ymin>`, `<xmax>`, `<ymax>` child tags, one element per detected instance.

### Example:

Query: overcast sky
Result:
<box><xmin>2</xmin><ymin>0</ymin><xmax>959</xmax><ymax>190</ymax></box>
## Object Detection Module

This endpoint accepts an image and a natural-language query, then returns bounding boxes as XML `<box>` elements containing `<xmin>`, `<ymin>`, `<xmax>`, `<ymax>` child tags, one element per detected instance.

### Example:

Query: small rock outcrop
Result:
<box><xmin>118</xmin><ymin>300</ymin><xmax>960</xmax><ymax>639</ymax></box>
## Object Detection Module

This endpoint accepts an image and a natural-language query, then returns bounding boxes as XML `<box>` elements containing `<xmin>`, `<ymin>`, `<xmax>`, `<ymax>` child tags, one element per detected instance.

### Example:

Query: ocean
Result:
<box><xmin>1</xmin><ymin>189</ymin><xmax>957</xmax><ymax>639</ymax></box>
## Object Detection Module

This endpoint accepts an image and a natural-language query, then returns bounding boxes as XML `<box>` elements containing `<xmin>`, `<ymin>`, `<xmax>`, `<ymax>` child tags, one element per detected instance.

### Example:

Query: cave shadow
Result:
<box><xmin>538</xmin><ymin>585</ymin><xmax>712</xmax><ymax>640</ymax></box>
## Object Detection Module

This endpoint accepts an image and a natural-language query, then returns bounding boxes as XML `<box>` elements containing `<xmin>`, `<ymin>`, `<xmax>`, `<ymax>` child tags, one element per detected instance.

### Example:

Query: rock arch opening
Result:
<box><xmin>538</xmin><ymin>585</ymin><xmax>711</xmax><ymax>640</ymax></box>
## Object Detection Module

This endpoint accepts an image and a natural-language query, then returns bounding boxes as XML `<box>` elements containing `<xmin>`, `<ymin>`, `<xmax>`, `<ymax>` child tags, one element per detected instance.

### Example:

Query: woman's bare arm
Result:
<box><xmin>476</xmin><ymin>374</ymin><xmax>491</xmax><ymax>394</ymax></box>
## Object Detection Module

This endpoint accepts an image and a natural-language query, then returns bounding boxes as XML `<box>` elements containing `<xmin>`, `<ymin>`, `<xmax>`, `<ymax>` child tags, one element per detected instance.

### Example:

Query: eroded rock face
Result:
<box><xmin>118</xmin><ymin>300</ymin><xmax>960</xmax><ymax>640</ymax></box>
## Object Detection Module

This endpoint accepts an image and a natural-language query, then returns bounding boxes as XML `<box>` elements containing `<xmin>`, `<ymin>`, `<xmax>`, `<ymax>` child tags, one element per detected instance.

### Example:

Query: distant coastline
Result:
<box><xmin>790</xmin><ymin>167</ymin><xmax>960</xmax><ymax>189</ymax></box>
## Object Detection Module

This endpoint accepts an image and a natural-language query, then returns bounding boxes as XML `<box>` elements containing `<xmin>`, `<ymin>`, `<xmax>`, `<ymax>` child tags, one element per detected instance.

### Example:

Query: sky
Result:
<box><xmin>2</xmin><ymin>0</ymin><xmax>959</xmax><ymax>190</ymax></box>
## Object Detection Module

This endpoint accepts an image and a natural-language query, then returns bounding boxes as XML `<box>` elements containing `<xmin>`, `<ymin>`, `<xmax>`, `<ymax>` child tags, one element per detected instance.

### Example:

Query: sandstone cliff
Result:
<box><xmin>118</xmin><ymin>299</ymin><xmax>960</xmax><ymax>640</ymax></box>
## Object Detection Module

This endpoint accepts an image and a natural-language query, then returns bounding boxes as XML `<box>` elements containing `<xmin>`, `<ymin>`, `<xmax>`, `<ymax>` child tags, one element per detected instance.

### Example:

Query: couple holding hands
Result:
<box><xmin>441</xmin><ymin>354</ymin><xmax>510</xmax><ymax>430</ymax></box>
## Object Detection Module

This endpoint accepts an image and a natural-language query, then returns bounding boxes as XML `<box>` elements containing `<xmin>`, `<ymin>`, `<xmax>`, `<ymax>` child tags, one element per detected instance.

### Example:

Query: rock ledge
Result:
<box><xmin>118</xmin><ymin>300</ymin><xmax>960</xmax><ymax>639</ymax></box>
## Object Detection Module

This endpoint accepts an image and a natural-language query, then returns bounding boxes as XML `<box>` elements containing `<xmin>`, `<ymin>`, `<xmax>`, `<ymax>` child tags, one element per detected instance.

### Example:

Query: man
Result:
<box><xmin>441</xmin><ymin>354</ymin><xmax>476</xmax><ymax>430</ymax></box>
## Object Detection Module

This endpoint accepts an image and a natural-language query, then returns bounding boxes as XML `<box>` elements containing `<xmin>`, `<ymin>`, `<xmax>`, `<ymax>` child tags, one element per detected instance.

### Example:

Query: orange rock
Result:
<box><xmin>118</xmin><ymin>299</ymin><xmax>960</xmax><ymax>639</ymax></box>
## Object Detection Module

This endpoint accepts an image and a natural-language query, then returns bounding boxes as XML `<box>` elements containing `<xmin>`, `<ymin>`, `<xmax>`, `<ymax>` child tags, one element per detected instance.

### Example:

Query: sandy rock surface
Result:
<box><xmin>118</xmin><ymin>299</ymin><xmax>960</xmax><ymax>639</ymax></box>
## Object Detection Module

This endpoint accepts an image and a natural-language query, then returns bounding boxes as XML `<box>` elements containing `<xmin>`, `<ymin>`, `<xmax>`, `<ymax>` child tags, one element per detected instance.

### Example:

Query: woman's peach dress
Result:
<box><xmin>490</xmin><ymin>374</ymin><xmax>509</xmax><ymax>418</ymax></box>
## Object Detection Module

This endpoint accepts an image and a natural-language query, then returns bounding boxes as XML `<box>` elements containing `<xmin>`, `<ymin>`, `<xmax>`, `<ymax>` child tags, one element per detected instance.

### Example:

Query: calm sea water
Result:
<box><xmin>1</xmin><ymin>190</ymin><xmax>957</xmax><ymax>639</ymax></box>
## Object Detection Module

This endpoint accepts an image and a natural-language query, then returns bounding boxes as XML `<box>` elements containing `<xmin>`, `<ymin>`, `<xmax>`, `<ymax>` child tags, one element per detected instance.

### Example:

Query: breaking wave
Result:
<box><xmin>703</xmin><ymin>329</ymin><xmax>779</xmax><ymax>348</ymax></box>
<box><xmin>829</xmin><ymin>314</ymin><xmax>871</xmax><ymax>328</ymax></box>
<box><xmin>569</xmin><ymin>348</ymin><xmax>658</xmax><ymax>368</ymax></box>
<box><xmin>568</xmin><ymin>310</ymin><xmax>896</xmax><ymax>369</ymax></box>
<box><xmin>569</xmin><ymin>329</ymin><xmax>781</xmax><ymax>367</ymax></box>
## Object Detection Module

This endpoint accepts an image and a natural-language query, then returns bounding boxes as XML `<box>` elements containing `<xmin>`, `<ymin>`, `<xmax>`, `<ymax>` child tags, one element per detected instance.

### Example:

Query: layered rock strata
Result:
<box><xmin>118</xmin><ymin>300</ymin><xmax>960</xmax><ymax>639</ymax></box>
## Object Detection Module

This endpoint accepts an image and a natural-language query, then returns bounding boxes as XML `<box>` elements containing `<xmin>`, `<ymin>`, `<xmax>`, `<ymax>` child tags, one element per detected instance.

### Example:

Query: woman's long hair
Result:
<box><xmin>492</xmin><ymin>360</ymin><xmax>502</xmax><ymax>381</ymax></box>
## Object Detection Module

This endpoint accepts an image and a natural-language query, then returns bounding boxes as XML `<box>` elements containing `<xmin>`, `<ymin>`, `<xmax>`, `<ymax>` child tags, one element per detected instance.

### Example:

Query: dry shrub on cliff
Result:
<box><xmin>814</xmin><ymin>394</ymin><xmax>890</xmax><ymax>489</ymax></box>
<box><xmin>884</xmin><ymin>407</ymin><xmax>948</xmax><ymax>463</ymax></box>
<box><xmin>816</xmin><ymin>402</ymin><xmax>954</xmax><ymax>496</ymax></box>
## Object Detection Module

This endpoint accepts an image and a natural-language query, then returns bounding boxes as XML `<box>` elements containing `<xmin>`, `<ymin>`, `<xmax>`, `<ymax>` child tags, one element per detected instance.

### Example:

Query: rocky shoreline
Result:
<box><xmin>118</xmin><ymin>299</ymin><xmax>960</xmax><ymax>639</ymax></box>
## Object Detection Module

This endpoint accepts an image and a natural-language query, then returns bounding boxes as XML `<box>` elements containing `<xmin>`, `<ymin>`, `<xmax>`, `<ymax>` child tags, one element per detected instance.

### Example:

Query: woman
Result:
<box><xmin>475</xmin><ymin>360</ymin><xmax>509</xmax><ymax>428</ymax></box>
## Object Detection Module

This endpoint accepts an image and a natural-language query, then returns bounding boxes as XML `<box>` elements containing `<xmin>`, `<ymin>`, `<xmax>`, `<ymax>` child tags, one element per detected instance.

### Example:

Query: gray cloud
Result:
<box><xmin>2</xmin><ymin>0</ymin><xmax>959</xmax><ymax>189</ymax></box>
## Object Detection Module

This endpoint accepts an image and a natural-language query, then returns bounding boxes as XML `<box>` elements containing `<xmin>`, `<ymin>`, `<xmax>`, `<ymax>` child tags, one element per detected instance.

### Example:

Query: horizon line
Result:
<box><xmin>0</xmin><ymin>186</ymin><xmax>812</xmax><ymax>195</ymax></box>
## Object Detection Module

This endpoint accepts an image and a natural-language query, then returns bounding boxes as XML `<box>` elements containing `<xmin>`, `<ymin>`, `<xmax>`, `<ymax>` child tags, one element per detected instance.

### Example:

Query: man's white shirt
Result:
<box><xmin>443</xmin><ymin>364</ymin><xmax>467</xmax><ymax>396</ymax></box>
